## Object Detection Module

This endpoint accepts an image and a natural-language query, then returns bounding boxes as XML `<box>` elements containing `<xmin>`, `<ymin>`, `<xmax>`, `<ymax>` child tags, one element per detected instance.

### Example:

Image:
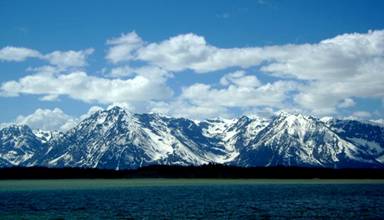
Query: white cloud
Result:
<box><xmin>15</xmin><ymin>108</ymin><xmax>77</xmax><ymax>131</ymax></box>
<box><xmin>105</xmin><ymin>30</ymin><xmax>384</xmax><ymax>115</ymax></box>
<box><xmin>0</xmin><ymin>46</ymin><xmax>41</xmax><ymax>61</ymax></box>
<box><xmin>0</xmin><ymin>71</ymin><xmax>173</xmax><ymax>104</ymax></box>
<box><xmin>3</xmin><ymin>106</ymin><xmax>105</xmax><ymax>131</ymax></box>
<box><xmin>241</xmin><ymin>106</ymin><xmax>277</xmax><ymax>119</ymax></box>
<box><xmin>43</xmin><ymin>48</ymin><xmax>94</xmax><ymax>68</ymax></box>
<box><xmin>260</xmin><ymin>30</ymin><xmax>384</xmax><ymax>80</ymax></box>
<box><xmin>261</xmin><ymin>31</ymin><xmax>384</xmax><ymax>114</ymax></box>
<box><xmin>149</xmin><ymin>100</ymin><xmax>230</xmax><ymax>119</ymax></box>
<box><xmin>351</xmin><ymin>111</ymin><xmax>372</xmax><ymax>119</ymax></box>
<box><xmin>2</xmin><ymin>30</ymin><xmax>383</xmax><ymax>120</ymax></box>
<box><xmin>181</xmin><ymin>79</ymin><xmax>298</xmax><ymax>109</ymax></box>
<box><xmin>150</xmin><ymin>71</ymin><xmax>299</xmax><ymax>119</ymax></box>
<box><xmin>26</xmin><ymin>65</ymin><xmax>66</xmax><ymax>75</ymax></box>
<box><xmin>138</xmin><ymin>33</ymin><xmax>265</xmax><ymax>73</ymax></box>
<box><xmin>0</xmin><ymin>46</ymin><xmax>93</xmax><ymax>68</ymax></box>
<box><xmin>107</xmin><ymin>65</ymin><xmax>135</xmax><ymax>78</ymax></box>
<box><xmin>338</xmin><ymin>98</ymin><xmax>356</xmax><ymax>108</ymax></box>
<box><xmin>106</xmin><ymin>65</ymin><xmax>172</xmax><ymax>82</ymax></box>
<box><xmin>106</xmin><ymin>32</ymin><xmax>144</xmax><ymax>63</ymax></box>
<box><xmin>79</xmin><ymin>106</ymin><xmax>104</xmax><ymax>121</ymax></box>
<box><xmin>219</xmin><ymin>70</ymin><xmax>261</xmax><ymax>87</ymax></box>
<box><xmin>107</xmin><ymin>102</ymin><xmax>135</xmax><ymax>112</ymax></box>
<box><xmin>105</xmin><ymin>32</ymin><xmax>265</xmax><ymax>72</ymax></box>
<box><xmin>116</xmin><ymin>29</ymin><xmax>382</xmax><ymax>80</ymax></box>
<box><xmin>293</xmin><ymin>59</ymin><xmax>384</xmax><ymax>114</ymax></box>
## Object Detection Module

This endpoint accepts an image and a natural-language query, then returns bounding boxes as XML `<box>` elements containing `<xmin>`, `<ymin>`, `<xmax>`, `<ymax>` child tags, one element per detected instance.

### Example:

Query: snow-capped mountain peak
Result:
<box><xmin>0</xmin><ymin>110</ymin><xmax>383</xmax><ymax>169</ymax></box>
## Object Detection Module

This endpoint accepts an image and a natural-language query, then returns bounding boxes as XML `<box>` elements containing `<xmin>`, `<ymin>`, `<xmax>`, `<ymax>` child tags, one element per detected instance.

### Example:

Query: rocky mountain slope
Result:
<box><xmin>0</xmin><ymin>106</ymin><xmax>383</xmax><ymax>169</ymax></box>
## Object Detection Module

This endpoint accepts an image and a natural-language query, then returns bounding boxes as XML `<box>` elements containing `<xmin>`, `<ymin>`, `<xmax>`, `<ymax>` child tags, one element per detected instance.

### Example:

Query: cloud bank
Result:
<box><xmin>104</xmin><ymin>30</ymin><xmax>384</xmax><ymax>116</ymax></box>
<box><xmin>0</xmin><ymin>46</ymin><xmax>94</xmax><ymax>68</ymax></box>
<box><xmin>0</xmin><ymin>71</ymin><xmax>173</xmax><ymax>104</ymax></box>
<box><xmin>1</xmin><ymin>30</ymin><xmax>383</xmax><ymax>121</ymax></box>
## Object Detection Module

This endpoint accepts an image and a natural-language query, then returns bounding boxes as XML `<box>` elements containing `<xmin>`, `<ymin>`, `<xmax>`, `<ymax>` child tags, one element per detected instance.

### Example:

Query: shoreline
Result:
<box><xmin>1</xmin><ymin>178</ymin><xmax>384</xmax><ymax>191</ymax></box>
<box><xmin>1</xmin><ymin>165</ymin><xmax>384</xmax><ymax>180</ymax></box>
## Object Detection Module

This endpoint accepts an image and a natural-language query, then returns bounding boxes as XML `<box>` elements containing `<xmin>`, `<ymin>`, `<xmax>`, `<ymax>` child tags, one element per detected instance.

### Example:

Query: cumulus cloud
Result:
<box><xmin>2</xmin><ymin>106</ymin><xmax>105</xmax><ymax>131</ymax></box>
<box><xmin>106</xmin><ymin>65</ymin><xmax>172</xmax><ymax>82</ymax></box>
<box><xmin>105</xmin><ymin>30</ymin><xmax>384</xmax><ymax>115</ymax></box>
<box><xmin>26</xmin><ymin>65</ymin><xmax>66</xmax><ymax>75</ymax></box>
<box><xmin>261</xmin><ymin>31</ymin><xmax>384</xmax><ymax>114</ymax></box>
<box><xmin>0</xmin><ymin>71</ymin><xmax>173</xmax><ymax>104</ymax></box>
<box><xmin>219</xmin><ymin>70</ymin><xmax>261</xmax><ymax>87</ymax></box>
<box><xmin>107</xmin><ymin>65</ymin><xmax>135</xmax><ymax>78</ymax></box>
<box><xmin>79</xmin><ymin>106</ymin><xmax>104</xmax><ymax>121</ymax></box>
<box><xmin>43</xmin><ymin>48</ymin><xmax>94</xmax><ymax>68</ymax></box>
<box><xmin>106</xmin><ymin>32</ymin><xmax>144</xmax><ymax>63</ymax></box>
<box><xmin>243</xmin><ymin>107</ymin><xmax>277</xmax><ymax>119</ymax></box>
<box><xmin>150</xmin><ymin>71</ymin><xmax>300</xmax><ymax>119</ymax></box>
<box><xmin>149</xmin><ymin>100</ymin><xmax>231</xmax><ymax>119</ymax></box>
<box><xmin>351</xmin><ymin>111</ymin><xmax>372</xmax><ymax>119</ymax></box>
<box><xmin>0</xmin><ymin>46</ymin><xmax>42</xmax><ymax>61</ymax></box>
<box><xmin>337</xmin><ymin>98</ymin><xmax>356</xmax><ymax>108</ymax></box>
<box><xmin>181</xmin><ymin>79</ymin><xmax>298</xmax><ymax>109</ymax></box>
<box><xmin>15</xmin><ymin>108</ymin><xmax>77</xmax><ymax>131</ymax></box>
<box><xmin>107</xmin><ymin>102</ymin><xmax>135</xmax><ymax>112</ymax></box>
<box><xmin>110</xmin><ymin>30</ymin><xmax>384</xmax><ymax>76</ymax></box>
<box><xmin>106</xmin><ymin>32</ymin><xmax>264</xmax><ymax>72</ymax></box>
<box><xmin>294</xmin><ymin>59</ymin><xmax>384</xmax><ymax>114</ymax></box>
<box><xmin>1</xmin><ymin>30</ymin><xmax>383</xmax><ymax>120</ymax></box>
<box><xmin>260</xmin><ymin>31</ymin><xmax>384</xmax><ymax>80</ymax></box>
<box><xmin>0</xmin><ymin>46</ymin><xmax>93</xmax><ymax>68</ymax></box>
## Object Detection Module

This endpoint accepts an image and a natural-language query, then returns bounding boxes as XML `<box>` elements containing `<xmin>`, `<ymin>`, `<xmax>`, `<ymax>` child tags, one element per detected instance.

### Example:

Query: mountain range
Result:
<box><xmin>1</xmin><ymin>106</ymin><xmax>383</xmax><ymax>169</ymax></box>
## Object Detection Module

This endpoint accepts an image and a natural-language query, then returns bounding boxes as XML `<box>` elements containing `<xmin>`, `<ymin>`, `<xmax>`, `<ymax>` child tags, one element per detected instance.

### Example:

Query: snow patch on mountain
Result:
<box><xmin>0</xmin><ymin>107</ymin><xmax>383</xmax><ymax>169</ymax></box>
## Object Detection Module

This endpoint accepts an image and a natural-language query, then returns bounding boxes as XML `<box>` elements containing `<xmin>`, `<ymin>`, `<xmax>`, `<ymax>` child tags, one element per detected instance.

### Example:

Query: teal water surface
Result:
<box><xmin>0</xmin><ymin>179</ymin><xmax>383</xmax><ymax>219</ymax></box>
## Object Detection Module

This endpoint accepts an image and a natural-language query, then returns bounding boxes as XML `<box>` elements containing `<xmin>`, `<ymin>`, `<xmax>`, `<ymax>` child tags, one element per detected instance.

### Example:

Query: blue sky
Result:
<box><xmin>0</xmin><ymin>0</ymin><xmax>384</xmax><ymax>130</ymax></box>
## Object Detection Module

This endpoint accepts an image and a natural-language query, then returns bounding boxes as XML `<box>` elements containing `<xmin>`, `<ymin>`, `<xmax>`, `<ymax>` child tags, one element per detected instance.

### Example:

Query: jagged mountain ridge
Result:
<box><xmin>0</xmin><ymin>125</ymin><xmax>49</xmax><ymax>167</ymax></box>
<box><xmin>234</xmin><ymin>113</ymin><xmax>379</xmax><ymax>168</ymax></box>
<box><xmin>0</xmin><ymin>106</ymin><xmax>383</xmax><ymax>169</ymax></box>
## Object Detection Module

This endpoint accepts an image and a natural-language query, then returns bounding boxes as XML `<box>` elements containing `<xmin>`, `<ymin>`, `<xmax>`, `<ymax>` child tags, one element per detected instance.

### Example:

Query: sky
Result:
<box><xmin>0</xmin><ymin>0</ymin><xmax>384</xmax><ymax>131</ymax></box>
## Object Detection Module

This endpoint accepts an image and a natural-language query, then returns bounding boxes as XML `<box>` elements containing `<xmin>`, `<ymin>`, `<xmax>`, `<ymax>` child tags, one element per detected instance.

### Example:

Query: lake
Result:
<box><xmin>0</xmin><ymin>179</ymin><xmax>383</xmax><ymax>219</ymax></box>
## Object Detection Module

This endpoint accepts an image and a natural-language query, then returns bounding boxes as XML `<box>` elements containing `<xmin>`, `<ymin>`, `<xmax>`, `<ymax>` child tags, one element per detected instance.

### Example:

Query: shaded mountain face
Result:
<box><xmin>0</xmin><ymin>125</ymin><xmax>47</xmax><ymax>167</ymax></box>
<box><xmin>0</xmin><ymin>107</ymin><xmax>383</xmax><ymax>169</ymax></box>
<box><xmin>233</xmin><ymin>113</ymin><xmax>380</xmax><ymax>168</ymax></box>
<box><xmin>41</xmin><ymin>107</ymin><xmax>234</xmax><ymax>169</ymax></box>
<box><xmin>324</xmin><ymin>119</ymin><xmax>384</xmax><ymax>164</ymax></box>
